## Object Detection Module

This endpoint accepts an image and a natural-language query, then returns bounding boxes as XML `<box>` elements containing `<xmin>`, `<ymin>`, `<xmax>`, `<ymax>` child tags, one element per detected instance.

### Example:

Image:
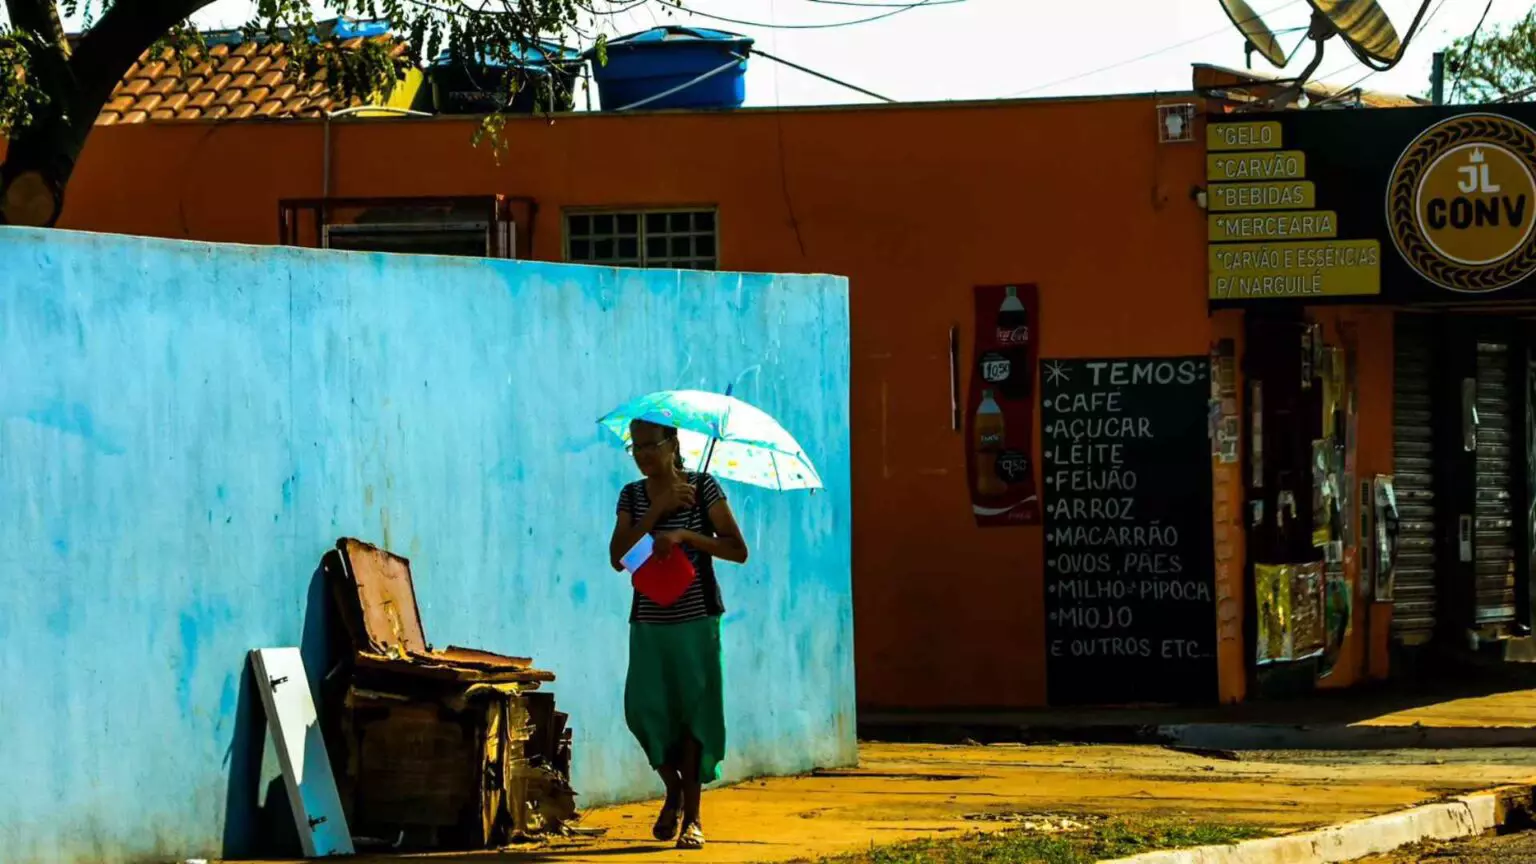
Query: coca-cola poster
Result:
<box><xmin>965</xmin><ymin>284</ymin><xmax>1041</xmax><ymax>527</ymax></box>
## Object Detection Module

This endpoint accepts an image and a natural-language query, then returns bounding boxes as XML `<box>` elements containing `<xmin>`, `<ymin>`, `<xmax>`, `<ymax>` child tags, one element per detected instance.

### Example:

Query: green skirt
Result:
<box><xmin>624</xmin><ymin>616</ymin><xmax>726</xmax><ymax>784</ymax></box>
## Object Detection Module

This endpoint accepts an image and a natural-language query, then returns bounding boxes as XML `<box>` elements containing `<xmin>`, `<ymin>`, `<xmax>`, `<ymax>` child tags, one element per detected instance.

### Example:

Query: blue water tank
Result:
<box><xmin>590</xmin><ymin>26</ymin><xmax>753</xmax><ymax>111</ymax></box>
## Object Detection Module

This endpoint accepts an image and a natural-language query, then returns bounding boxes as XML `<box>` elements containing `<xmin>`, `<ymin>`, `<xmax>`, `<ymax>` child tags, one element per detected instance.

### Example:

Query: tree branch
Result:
<box><xmin>5</xmin><ymin>0</ymin><xmax>68</xmax><ymax>57</ymax></box>
<box><xmin>1</xmin><ymin>0</ymin><xmax>212</xmax><ymax>224</ymax></box>
<box><xmin>69</xmin><ymin>0</ymin><xmax>207</xmax><ymax>116</ymax></box>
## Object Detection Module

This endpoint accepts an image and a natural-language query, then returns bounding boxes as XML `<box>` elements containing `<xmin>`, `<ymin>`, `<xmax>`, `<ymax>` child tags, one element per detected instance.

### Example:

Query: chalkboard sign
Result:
<box><xmin>1041</xmin><ymin>357</ymin><xmax>1217</xmax><ymax>705</ymax></box>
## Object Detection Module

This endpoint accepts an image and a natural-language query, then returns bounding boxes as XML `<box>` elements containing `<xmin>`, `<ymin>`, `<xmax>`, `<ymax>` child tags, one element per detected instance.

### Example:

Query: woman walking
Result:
<box><xmin>609</xmin><ymin>419</ymin><xmax>749</xmax><ymax>850</ymax></box>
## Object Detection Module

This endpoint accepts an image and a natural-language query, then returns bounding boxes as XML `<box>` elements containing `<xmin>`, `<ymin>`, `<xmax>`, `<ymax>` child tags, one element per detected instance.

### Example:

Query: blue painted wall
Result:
<box><xmin>0</xmin><ymin>227</ymin><xmax>854</xmax><ymax>864</ymax></box>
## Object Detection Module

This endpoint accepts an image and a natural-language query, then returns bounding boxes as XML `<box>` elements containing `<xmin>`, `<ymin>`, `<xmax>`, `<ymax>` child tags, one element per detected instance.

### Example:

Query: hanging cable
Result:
<box><xmin>750</xmin><ymin>47</ymin><xmax>895</xmax><ymax>101</ymax></box>
<box><xmin>1448</xmin><ymin>0</ymin><xmax>1495</xmax><ymax>101</ymax></box>
<box><xmin>1003</xmin><ymin>0</ymin><xmax>1307</xmax><ymax>97</ymax></box>
<box><xmin>803</xmin><ymin>0</ymin><xmax>963</xmax><ymax>6</ymax></box>
<box><xmin>649</xmin><ymin>0</ymin><xmax>952</xmax><ymax>30</ymax></box>
<box><xmin>1309</xmin><ymin>68</ymin><xmax>1378</xmax><ymax>107</ymax></box>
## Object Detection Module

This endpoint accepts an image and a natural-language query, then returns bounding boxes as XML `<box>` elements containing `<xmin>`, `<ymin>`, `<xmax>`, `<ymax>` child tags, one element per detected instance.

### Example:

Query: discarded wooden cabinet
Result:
<box><xmin>318</xmin><ymin>537</ymin><xmax>577</xmax><ymax>849</ymax></box>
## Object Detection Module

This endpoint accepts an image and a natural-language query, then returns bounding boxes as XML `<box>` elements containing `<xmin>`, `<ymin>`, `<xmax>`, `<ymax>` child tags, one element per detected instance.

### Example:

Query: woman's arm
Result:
<box><xmin>662</xmin><ymin>498</ymin><xmax>749</xmax><ymax>564</ymax></box>
<box><xmin>610</xmin><ymin>508</ymin><xmax>665</xmax><ymax>571</ymax></box>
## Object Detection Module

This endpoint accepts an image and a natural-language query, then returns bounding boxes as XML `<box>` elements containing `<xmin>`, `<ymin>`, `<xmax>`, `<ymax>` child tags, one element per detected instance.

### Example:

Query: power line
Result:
<box><xmin>750</xmin><ymin>46</ymin><xmax>894</xmax><ymax>100</ymax></box>
<box><xmin>1002</xmin><ymin>0</ymin><xmax>1307</xmax><ymax>97</ymax></box>
<box><xmin>650</xmin><ymin>0</ymin><xmax>956</xmax><ymax>30</ymax></box>
<box><xmin>1420</xmin><ymin>0</ymin><xmax>1454</xmax><ymax>34</ymax></box>
<box><xmin>578</xmin><ymin>0</ymin><xmax>655</xmax><ymax>15</ymax></box>
<box><xmin>1449</xmin><ymin>0</ymin><xmax>1495</xmax><ymax>101</ymax></box>
<box><xmin>1310</xmin><ymin>67</ymin><xmax>1379</xmax><ymax>107</ymax></box>
<box><xmin>804</xmin><ymin>0</ymin><xmax>963</xmax><ymax>6</ymax></box>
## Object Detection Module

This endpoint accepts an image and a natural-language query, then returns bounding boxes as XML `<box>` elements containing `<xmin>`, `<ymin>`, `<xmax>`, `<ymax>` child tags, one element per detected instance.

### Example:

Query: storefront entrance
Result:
<box><xmin>1391</xmin><ymin>312</ymin><xmax>1534</xmax><ymax>652</ymax></box>
<box><xmin>1207</xmin><ymin>103</ymin><xmax>1536</xmax><ymax>691</ymax></box>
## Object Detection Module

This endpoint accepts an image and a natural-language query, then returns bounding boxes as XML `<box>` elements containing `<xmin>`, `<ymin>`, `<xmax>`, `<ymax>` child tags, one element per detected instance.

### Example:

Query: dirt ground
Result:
<box><xmin>232</xmin><ymin>742</ymin><xmax>1536</xmax><ymax>864</ymax></box>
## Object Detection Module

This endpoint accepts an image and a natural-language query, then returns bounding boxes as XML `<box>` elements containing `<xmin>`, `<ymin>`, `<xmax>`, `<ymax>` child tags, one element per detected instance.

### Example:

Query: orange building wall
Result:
<box><xmin>42</xmin><ymin>96</ymin><xmax>1220</xmax><ymax>709</ymax></box>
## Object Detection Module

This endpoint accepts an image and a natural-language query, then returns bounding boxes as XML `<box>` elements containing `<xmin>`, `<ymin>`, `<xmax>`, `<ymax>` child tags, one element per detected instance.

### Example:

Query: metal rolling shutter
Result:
<box><xmin>1474</xmin><ymin>340</ymin><xmax>1518</xmax><ymax>631</ymax></box>
<box><xmin>1393</xmin><ymin>317</ymin><xmax>1438</xmax><ymax>645</ymax></box>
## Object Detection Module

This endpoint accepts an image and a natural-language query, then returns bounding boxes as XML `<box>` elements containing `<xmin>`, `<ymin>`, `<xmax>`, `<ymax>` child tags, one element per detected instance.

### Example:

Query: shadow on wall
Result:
<box><xmin>221</xmin><ymin>564</ymin><xmax>342</xmax><ymax>859</ymax></box>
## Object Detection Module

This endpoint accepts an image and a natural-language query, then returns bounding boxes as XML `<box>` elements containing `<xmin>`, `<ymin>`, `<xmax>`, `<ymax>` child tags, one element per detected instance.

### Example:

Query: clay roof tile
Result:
<box><xmin>94</xmin><ymin>30</ymin><xmax>409</xmax><ymax>125</ymax></box>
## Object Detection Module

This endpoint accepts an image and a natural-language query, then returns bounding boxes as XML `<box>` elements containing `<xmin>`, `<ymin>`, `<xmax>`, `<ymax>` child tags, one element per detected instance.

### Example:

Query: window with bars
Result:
<box><xmin>565</xmin><ymin>209</ymin><xmax>718</xmax><ymax>270</ymax></box>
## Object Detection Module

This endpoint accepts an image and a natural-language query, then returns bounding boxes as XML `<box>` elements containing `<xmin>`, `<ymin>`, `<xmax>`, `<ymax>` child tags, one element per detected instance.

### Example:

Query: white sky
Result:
<box><xmin>60</xmin><ymin>0</ymin><xmax>1536</xmax><ymax>106</ymax></box>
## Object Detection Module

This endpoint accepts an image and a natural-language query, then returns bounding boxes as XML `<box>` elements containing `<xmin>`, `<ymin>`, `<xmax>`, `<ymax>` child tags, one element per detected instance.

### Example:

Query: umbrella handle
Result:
<box><xmin>699</xmin><ymin>382</ymin><xmax>733</xmax><ymax>475</ymax></box>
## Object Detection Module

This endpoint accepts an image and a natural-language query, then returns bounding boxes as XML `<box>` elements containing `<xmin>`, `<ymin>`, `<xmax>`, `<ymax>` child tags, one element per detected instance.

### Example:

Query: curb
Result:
<box><xmin>1162</xmin><ymin>723</ymin><xmax>1536</xmax><ymax>751</ymax></box>
<box><xmin>1099</xmin><ymin>785</ymin><xmax>1533</xmax><ymax>864</ymax></box>
<box><xmin>858</xmin><ymin>719</ymin><xmax>1536</xmax><ymax>750</ymax></box>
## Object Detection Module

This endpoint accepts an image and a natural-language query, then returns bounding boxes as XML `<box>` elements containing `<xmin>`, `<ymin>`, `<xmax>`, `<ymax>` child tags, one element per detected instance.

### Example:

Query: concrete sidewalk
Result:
<box><xmin>237</xmin><ymin>742</ymin><xmax>1536</xmax><ymax>864</ymax></box>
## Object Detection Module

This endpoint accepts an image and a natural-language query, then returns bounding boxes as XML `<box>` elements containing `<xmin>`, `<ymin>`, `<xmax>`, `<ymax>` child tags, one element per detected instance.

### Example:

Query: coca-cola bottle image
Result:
<box><xmin>995</xmin><ymin>286</ymin><xmax>1028</xmax><ymax>345</ymax></box>
<box><xmin>989</xmin><ymin>286</ymin><xmax>1031</xmax><ymax>400</ymax></box>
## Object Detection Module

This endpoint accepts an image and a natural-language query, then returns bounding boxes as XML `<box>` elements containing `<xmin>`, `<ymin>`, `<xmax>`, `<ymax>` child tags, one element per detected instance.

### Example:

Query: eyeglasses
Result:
<box><xmin>626</xmin><ymin>440</ymin><xmax>669</xmax><ymax>455</ymax></box>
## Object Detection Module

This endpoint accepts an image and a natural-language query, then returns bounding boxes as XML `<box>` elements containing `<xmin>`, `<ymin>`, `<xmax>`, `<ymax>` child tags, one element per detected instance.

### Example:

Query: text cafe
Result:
<box><xmin>1205</xmin><ymin>106</ymin><xmax>1536</xmax><ymax>697</ymax></box>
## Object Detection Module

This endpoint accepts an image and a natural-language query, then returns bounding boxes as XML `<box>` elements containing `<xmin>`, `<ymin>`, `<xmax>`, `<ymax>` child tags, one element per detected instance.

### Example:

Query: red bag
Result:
<box><xmin>631</xmin><ymin>543</ymin><xmax>698</xmax><ymax>607</ymax></box>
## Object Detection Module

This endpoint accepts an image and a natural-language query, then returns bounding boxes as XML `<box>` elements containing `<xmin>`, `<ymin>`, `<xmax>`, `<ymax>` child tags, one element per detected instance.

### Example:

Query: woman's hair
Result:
<box><xmin>632</xmin><ymin>420</ymin><xmax>687</xmax><ymax>471</ymax></box>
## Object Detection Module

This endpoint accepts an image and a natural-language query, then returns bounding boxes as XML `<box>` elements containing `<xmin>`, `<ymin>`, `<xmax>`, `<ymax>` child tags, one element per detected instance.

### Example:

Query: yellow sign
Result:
<box><xmin>1209</xmin><ymin>181</ymin><xmax>1316</xmax><ymax>212</ymax></box>
<box><xmin>1388</xmin><ymin>113</ymin><xmax>1536</xmax><ymax>293</ymax></box>
<box><xmin>1209</xmin><ymin>240</ymin><xmax>1382</xmax><ymax>300</ymax></box>
<box><xmin>1208</xmin><ymin>122</ymin><xmax>1283</xmax><ymax>152</ymax></box>
<box><xmin>1207</xmin><ymin>151</ymin><xmax>1306</xmax><ymax>182</ymax></box>
<box><xmin>1209</xmin><ymin>211</ymin><xmax>1339</xmax><ymax>242</ymax></box>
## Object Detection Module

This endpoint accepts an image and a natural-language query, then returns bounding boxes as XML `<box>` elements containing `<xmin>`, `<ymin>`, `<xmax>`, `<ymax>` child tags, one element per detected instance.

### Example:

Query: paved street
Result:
<box><xmin>1361</xmin><ymin>830</ymin><xmax>1536</xmax><ymax>863</ymax></box>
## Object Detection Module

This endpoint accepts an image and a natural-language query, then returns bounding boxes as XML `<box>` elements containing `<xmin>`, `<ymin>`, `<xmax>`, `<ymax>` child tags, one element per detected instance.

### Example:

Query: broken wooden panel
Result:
<box><xmin>332</xmin><ymin>538</ymin><xmax>430</xmax><ymax>658</ymax></box>
<box><xmin>327</xmin><ymin>537</ymin><xmax>553</xmax><ymax>683</ymax></box>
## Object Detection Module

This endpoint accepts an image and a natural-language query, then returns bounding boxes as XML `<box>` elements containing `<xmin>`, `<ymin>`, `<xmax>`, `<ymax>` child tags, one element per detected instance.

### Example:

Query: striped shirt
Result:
<box><xmin>617</xmin><ymin>472</ymin><xmax>726</xmax><ymax>624</ymax></box>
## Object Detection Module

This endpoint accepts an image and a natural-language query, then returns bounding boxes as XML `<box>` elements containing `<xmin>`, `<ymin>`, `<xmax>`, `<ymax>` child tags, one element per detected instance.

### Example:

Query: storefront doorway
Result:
<box><xmin>1391</xmin><ymin>312</ymin><xmax>1533</xmax><ymax>652</ymax></box>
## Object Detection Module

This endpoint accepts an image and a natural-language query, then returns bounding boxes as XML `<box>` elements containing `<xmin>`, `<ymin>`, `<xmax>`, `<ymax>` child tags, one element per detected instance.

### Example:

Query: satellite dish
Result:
<box><xmin>1306</xmin><ymin>0</ymin><xmax>1402</xmax><ymax>65</ymax></box>
<box><xmin>1218</xmin><ymin>0</ymin><xmax>1289</xmax><ymax>68</ymax></box>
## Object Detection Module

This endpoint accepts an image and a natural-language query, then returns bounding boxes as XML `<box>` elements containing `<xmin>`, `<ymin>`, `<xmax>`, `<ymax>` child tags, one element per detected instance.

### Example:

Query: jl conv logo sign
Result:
<box><xmin>1389</xmin><ymin>113</ymin><xmax>1536</xmax><ymax>293</ymax></box>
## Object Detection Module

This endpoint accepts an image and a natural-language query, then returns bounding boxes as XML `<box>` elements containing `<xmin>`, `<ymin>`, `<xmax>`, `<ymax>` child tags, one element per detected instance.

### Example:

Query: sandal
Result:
<box><xmin>677</xmin><ymin>821</ymin><xmax>705</xmax><ymax>850</ymax></box>
<box><xmin>652</xmin><ymin>804</ymin><xmax>680</xmax><ymax>841</ymax></box>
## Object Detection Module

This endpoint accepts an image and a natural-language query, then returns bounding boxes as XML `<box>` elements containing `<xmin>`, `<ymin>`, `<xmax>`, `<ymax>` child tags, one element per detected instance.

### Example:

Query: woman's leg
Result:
<box><xmin>676</xmin><ymin>736</ymin><xmax>706</xmax><ymax>848</ymax></box>
<box><xmin>679</xmin><ymin>736</ymin><xmax>703</xmax><ymax>824</ymax></box>
<box><xmin>652</xmin><ymin>762</ymin><xmax>683</xmax><ymax>840</ymax></box>
<box><xmin>627</xmin><ymin>624</ymin><xmax>683</xmax><ymax>840</ymax></box>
